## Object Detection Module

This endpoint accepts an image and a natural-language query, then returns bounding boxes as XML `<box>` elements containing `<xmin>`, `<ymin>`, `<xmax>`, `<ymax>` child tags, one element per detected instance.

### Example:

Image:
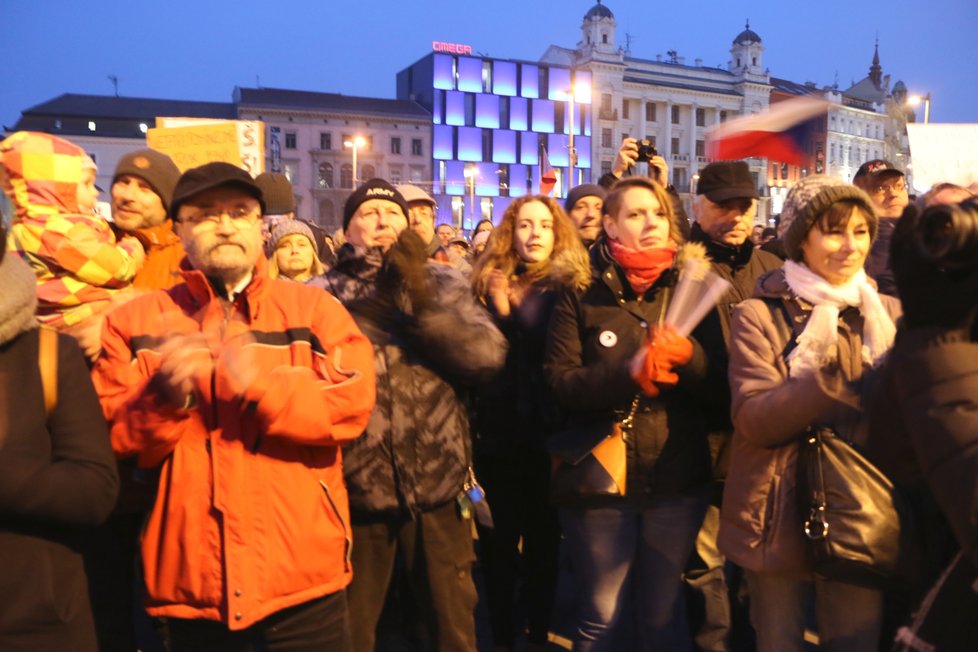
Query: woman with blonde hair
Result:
<box><xmin>470</xmin><ymin>195</ymin><xmax>590</xmax><ymax>652</ymax></box>
<box><xmin>268</xmin><ymin>221</ymin><xmax>325</xmax><ymax>282</ymax></box>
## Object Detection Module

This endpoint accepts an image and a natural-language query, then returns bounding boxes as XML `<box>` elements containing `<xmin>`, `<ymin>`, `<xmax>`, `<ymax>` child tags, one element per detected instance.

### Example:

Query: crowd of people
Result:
<box><xmin>1</xmin><ymin>128</ymin><xmax>976</xmax><ymax>652</ymax></box>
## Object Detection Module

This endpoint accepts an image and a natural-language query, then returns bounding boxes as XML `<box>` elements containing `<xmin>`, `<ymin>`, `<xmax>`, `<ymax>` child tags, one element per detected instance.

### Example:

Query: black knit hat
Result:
<box><xmin>342</xmin><ymin>179</ymin><xmax>409</xmax><ymax>230</ymax></box>
<box><xmin>170</xmin><ymin>162</ymin><xmax>265</xmax><ymax>220</ymax></box>
<box><xmin>696</xmin><ymin>161</ymin><xmax>758</xmax><ymax>202</ymax></box>
<box><xmin>255</xmin><ymin>172</ymin><xmax>296</xmax><ymax>215</ymax></box>
<box><xmin>565</xmin><ymin>184</ymin><xmax>606</xmax><ymax>212</ymax></box>
<box><xmin>779</xmin><ymin>175</ymin><xmax>878</xmax><ymax>260</ymax></box>
<box><xmin>112</xmin><ymin>148</ymin><xmax>181</xmax><ymax>211</ymax></box>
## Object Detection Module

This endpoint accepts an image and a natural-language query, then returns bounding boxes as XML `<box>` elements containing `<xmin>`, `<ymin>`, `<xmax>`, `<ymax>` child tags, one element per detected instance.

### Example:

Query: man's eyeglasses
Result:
<box><xmin>183</xmin><ymin>205</ymin><xmax>260</xmax><ymax>227</ymax></box>
<box><xmin>872</xmin><ymin>181</ymin><xmax>907</xmax><ymax>196</ymax></box>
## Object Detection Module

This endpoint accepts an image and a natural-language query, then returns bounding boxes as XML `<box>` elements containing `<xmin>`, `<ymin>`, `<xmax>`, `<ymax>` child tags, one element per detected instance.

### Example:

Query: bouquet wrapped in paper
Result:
<box><xmin>664</xmin><ymin>243</ymin><xmax>732</xmax><ymax>336</ymax></box>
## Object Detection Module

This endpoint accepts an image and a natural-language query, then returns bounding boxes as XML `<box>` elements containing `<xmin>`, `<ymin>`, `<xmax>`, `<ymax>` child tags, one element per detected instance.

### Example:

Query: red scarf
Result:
<box><xmin>607</xmin><ymin>238</ymin><xmax>676</xmax><ymax>295</ymax></box>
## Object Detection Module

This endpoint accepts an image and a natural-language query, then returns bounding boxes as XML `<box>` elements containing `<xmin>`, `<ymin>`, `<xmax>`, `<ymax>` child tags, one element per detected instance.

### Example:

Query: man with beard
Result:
<box><xmin>564</xmin><ymin>183</ymin><xmax>606</xmax><ymax>248</ymax></box>
<box><xmin>686</xmin><ymin>160</ymin><xmax>782</xmax><ymax>652</ymax></box>
<box><xmin>853</xmin><ymin>160</ymin><xmax>909</xmax><ymax>296</ymax></box>
<box><xmin>92</xmin><ymin>162</ymin><xmax>375</xmax><ymax>651</ymax></box>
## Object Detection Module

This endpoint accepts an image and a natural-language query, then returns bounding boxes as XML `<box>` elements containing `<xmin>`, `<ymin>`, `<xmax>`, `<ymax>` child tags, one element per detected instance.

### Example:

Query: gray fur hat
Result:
<box><xmin>780</xmin><ymin>175</ymin><xmax>878</xmax><ymax>261</ymax></box>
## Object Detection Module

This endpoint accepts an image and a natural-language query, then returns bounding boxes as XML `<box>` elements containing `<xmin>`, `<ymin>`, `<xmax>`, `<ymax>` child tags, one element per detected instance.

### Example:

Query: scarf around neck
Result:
<box><xmin>0</xmin><ymin>253</ymin><xmax>39</xmax><ymax>346</ymax></box>
<box><xmin>607</xmin><ymin>238</ymin><xmax>676</xmax><ymax>295</ymax></box>
<box><xmin>782</xmin><ymin>260</ymin><xmax>895</xmax><ymax>377</ymax></box>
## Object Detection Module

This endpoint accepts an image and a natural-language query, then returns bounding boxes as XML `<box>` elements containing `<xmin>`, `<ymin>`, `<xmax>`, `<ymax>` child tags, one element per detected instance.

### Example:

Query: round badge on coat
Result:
<box><xmin>599</xmin><ymin>330</ymin><xmax>618</xmax><ymax>348</ymax></box>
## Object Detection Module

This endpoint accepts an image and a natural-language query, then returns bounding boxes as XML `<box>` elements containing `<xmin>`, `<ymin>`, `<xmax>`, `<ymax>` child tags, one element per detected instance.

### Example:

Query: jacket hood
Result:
<box><xmin>0</xmin><ymin>132</ymin><xmax>87</xmax><ymax>220</ymax></box>
<box><xmin>542</xmin><ymin>246</ymin><xmax>592</xmax><ymax>292</ymax></box>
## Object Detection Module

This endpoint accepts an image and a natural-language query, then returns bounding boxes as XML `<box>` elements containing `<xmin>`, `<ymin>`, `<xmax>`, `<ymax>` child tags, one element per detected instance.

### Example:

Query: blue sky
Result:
<box><xmin>3</xmin><ymin>0</ymin><xmax>976</xmax><ymax>128</ymax></box>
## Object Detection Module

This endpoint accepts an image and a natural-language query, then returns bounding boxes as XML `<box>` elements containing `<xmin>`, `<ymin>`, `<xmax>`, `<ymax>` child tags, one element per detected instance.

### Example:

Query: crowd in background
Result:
<box><xmin>1</xmin><ymin>129</ymin><xmax>977</xmax><ymax>652</ymax></box>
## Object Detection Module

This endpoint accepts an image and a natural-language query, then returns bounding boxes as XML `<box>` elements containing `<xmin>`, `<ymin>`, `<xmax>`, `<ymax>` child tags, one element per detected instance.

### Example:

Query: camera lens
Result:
<box><xmin>915</xmin><ymin>199</ymin><xmax>978</xmax><ymax>269</ymax></box>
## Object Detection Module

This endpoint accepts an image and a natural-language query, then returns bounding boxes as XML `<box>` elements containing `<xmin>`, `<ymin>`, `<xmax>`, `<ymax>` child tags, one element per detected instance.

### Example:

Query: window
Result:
<box><xmin>391</xmin><ymin>137</ymin><xmax>401</xmax><ymax>155</ymax></box>
<box><xmin>671</xmin><ymin>105</ymin><xmax>680</xmax><ymax>124</ymax></box>
<box><xmin>671</xmin><ymin>137</ymin><xmax>680</xmax><ymax>155</ymax></box>
<box><xmin>645</xmin><ymin>102</ymin><xmax>656</xmax><ymax>122</ymax></box>
<box><xmin>720</xmin><ymin>110</ymin><xmax>728</xmax><ymax>122</ymax></box>
<box><xmin>622</xmin><ymin>100</ymin><xmax>630</xmax><ymax>120</ymax></box>
<box><xmin>362</xmin><ymin>165</ymin><xmax>376</xmax><ymax>180</ymax></box>
<box><xmin>320</xmin><ymin>133</ymin><xmax>331</xmax><ymax>150</ymax></box>
<box><xmin>285</xmin><ymin>132</ymin><xmax>297</xmax><ymax>149</ymax></box>
<box><xmin>602</xmin><ymin>128</ymin><xmax>613</xmax><ymax>148</ymax></box>
<box><xmin>88</xmin><ymin>121</ymin><xmax>96</xmax><ymax>131</ymax></box>
<box><xmin>601</xmin><ymin>160</ymin><xmax>612</xmax><ymax>176</ymax></box>
<box><xmin>390</xmin><ymin>167</ymin><xmax>402</xmax><ymax>185</ymax></box>
<box><xmin>340</xmin><ymin>164</ymin><xmax>353</xmax><ymax>189</ymax></box>
<box><xmin>601</xmin><ymin>93</ymin><xmax>612</xmax><ymax>113</ymax></box>
<box><xmin>602</xmin><ymin>33</ymin><xmax>608</xmax><ymax>45</ymax></box>
<box><xmin>411</xmin><ymin>138</ymin><xmax>423</xmax><ymax>156</ymax></box>
<box><xmin>283</xmin><ymin>163</ymin><xmax>297</xmax><ymax>184</ymax></box>
<box><xmin>695</xmin><ymin>140</ymin><xmax>705</xmax><ymax>157</ymax></box>
<box><xmin>318</xmin><ymin>162</ymin><xmax>333</xmax><ymax>188</ymax></box>
<box><xmin>695</xmin><ymin>108</ymin><xmax>706</xmax><ymax>127</ymax></box>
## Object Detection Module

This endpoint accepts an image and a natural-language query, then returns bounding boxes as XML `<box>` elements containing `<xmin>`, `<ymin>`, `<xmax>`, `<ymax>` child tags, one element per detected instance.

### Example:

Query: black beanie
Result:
<box><xmin>112</xmin><ymin>148</ymin><xmax>181</xmax><ymax>211</ymax></box>
<box><xmin>343</xmin><ymin>179</ymin><xmax>409</xmax><ymax>230</ymax></box>
<box><xmin>565</xmin><ymin>184</ymin><xmax>606</xmax><ymax>212</ymax></box>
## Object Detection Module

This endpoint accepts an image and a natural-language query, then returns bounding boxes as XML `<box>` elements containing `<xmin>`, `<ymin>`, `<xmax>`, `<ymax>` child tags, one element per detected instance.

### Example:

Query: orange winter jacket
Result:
<box><xmin>91</xmin><ymin>258</ymin><xmax>375</xmax><ymax>628</ymax></box>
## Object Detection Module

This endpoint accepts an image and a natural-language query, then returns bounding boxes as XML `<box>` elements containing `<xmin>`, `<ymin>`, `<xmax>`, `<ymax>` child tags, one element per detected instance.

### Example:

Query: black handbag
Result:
<box><xmin>799</xmin><ymin>426</ymin><xmax>922</xmax><ymax>589</ymax></box>
<box><xmin>547</xmin><ymin>397</ymin><xmax>638</xmax><ymax>502</ymax></box>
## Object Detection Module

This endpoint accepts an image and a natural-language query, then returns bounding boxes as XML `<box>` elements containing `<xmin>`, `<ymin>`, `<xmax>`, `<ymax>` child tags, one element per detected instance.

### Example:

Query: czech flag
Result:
<box><xmin>540</xmin><ymin>145</ymin><xmax>557</xmax><ymax>195</ymax></box>
<box><xmin>706</xmin><ymin>96</ymin><xmax>829</xmax><ymax>166</ymax></box>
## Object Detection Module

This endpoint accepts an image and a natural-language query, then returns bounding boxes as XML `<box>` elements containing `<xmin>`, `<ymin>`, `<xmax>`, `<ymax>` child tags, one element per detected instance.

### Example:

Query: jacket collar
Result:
<box><xmin>179</xmin><ymin>255</ymin><xmax>270</xmax><ymax>318</ymax></box>
<box><xmin>590</xmin><ymin>238</ymin><xmax>675</xmax><ymax>306</ymax></box>
<box><xmin>689</xmin><ymin>222</ymin><xmax>754</xmax><ymax>268</ymax></box>
<box><xmin>132</xmin><ymin>220</ymin><xmax>181</xmax><ymax>249</ymax></box>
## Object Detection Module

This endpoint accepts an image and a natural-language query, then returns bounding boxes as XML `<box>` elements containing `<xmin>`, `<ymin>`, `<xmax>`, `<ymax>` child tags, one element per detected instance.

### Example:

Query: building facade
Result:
<box><xmin>541</xmin><ymin>3</ymin><xmax>773</xmax><ymax>210</ymax></box>
<box><xmin>234</xmin><ymin>87</ymin><xmax>431</xmax><ymax>231</ymax></box>
<box><xmin>398</xmin><ymin>49</ymin><xmax>593</xmax><ymax>229</ymax></box>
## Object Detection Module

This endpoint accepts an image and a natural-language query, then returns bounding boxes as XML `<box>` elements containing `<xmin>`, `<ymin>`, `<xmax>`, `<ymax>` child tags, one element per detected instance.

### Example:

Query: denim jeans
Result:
<box><xmin>746</xmin><ymin>570</ymin><xmax>882</xmax><ymax>652</ymax></box>
<box><xmin>559</xmin><ymin>492</ymin><xmax>708</xmax><ymax>652</ymax></box>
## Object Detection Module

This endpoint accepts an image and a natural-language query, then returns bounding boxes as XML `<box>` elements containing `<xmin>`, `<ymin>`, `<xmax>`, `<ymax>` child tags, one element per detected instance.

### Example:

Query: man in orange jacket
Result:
<box><xmin>92</xmin><ymin>162</ymin><xmax>376</xmax><ymax>651</ymax></box>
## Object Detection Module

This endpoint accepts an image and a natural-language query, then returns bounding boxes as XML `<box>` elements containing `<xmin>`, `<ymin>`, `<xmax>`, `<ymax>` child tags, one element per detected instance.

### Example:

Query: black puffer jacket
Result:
<box><xmin>311</xmin><ymin>244</ymin><xmax>506</xmax><ymax>517</ymax></box>
<box><xmin>544</xmin><ymin>240</ymin><xmax>710</xmax><ymax>506</ymax></box>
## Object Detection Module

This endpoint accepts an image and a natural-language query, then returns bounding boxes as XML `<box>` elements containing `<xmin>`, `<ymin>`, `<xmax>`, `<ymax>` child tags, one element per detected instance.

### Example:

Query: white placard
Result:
<box><xmin>906</xmin><ymin>123</ymin><xmax>978</xmax><ymax>192</ymax></box>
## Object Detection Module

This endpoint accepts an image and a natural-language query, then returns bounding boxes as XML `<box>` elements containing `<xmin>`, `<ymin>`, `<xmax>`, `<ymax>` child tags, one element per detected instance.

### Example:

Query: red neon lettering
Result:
<box><xmin>432</xmin><ymin>41</ymin><xmax>473</xmax><ymax>56</ymax></box>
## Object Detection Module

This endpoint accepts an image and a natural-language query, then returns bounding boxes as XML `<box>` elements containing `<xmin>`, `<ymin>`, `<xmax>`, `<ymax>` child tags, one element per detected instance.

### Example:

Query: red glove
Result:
<box><xmin>631</xmin><ymin>325</ymin><xmax>693</xmax><ymax>396</ymax></box>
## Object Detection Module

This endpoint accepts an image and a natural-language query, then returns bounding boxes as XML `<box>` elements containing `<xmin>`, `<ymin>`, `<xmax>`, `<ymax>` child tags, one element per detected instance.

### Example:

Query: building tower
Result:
<box><xmin>578</xmin><ymin>1</ymin><xmax>618</xmax><ymax>57</ymax></box>
<box><xmin>729</xmin><ymin>20</ymin><xmax>764</xmax><ymax>78</ymax></box>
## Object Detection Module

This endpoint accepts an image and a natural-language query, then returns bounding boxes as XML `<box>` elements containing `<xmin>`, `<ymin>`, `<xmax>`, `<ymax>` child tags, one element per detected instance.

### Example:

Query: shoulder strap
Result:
<box><xmin>38</xmin><ymin>326</ymin><xmax>58</xmax><ymax>416</ymax></box>
<box><xmin>760</xmin><ymin>297</ymin><xmax>804</xmax><ymax>362</ymax></box>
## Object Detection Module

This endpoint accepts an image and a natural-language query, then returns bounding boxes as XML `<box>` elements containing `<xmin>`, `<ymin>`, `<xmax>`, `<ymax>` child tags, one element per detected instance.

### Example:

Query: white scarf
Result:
<box><xmin>782</xmin><ymin>260</ymin><xmax>896</xmax><ymax>378</ymax></box>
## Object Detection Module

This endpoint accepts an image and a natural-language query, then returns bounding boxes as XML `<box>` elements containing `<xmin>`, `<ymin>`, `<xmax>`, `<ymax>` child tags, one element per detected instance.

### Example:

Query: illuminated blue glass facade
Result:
<box><xmin>398</xmin><ymin>52</ymin><xmax>592</xmax><ymax>228</ymax></box>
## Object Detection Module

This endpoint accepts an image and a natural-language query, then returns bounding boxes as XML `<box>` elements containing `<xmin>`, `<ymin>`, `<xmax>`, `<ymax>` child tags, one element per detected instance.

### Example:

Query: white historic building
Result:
<box><xmin>541</xmin><ymin>2</ymin><xmax>772</xmax><ymax>196</ymax></box>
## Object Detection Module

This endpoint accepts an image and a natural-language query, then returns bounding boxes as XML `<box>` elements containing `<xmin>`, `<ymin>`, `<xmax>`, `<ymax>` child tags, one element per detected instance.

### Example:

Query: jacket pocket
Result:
<box><xmin>320</xmin><ymin>480</ymin><xmax>352</xmax><ymax>572</ymax></box>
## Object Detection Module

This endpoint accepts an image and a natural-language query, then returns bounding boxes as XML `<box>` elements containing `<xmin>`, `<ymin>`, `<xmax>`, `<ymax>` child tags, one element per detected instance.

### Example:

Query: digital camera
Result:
<box><xmin>635</xmin><ymin>138</ymin><xmax>658</xmax><ymax>163</ymax></box>
<box><xmin>915</xmin><ymin>198</ymin><xmax>978</xmax><ymax>270</ymax></box>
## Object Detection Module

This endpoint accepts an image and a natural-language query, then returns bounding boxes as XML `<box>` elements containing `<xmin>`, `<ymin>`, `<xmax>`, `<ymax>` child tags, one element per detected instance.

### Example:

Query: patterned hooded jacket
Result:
<box><xmin>309</xmin><ymin>243</ymin><xmax>507</xmax><ymax>516</ymax></box>
<box><xmin>2</xmin><ymin>132</ymin><xmax>142</xmax><ymax>328</ymax></box>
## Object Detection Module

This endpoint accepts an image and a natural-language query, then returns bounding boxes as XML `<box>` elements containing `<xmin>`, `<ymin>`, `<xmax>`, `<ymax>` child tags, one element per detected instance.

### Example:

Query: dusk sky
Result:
<box><xmin>3</xmin><ymin>0</ymin><xmax>976</xmax><ymax>129</ymax></box>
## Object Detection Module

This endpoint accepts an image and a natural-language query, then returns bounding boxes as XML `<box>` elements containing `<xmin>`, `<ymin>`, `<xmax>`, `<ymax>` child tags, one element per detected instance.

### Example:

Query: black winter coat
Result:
<box><xmin>544</xmin><ymin>240</ymin><xmax>711</xmax><ymax>506</ymax></box>
<box><xmin>311</xmin><ymin>244</ymin><xmax>506</xmax><ymax>517</ymax></box>
<box><xmin>0</xmin><ymin>329</ymin><xmax>119</xmax><ymax>652</ymax></box>
<box><xmin>688</xmin><ymin>224</ymin><xmax>783</xmax><ymax>473</ymax></box>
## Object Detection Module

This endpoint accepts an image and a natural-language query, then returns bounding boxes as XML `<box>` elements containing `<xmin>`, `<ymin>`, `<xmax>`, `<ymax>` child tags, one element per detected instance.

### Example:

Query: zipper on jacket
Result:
<box><xmin>320</xmin><ymin>480</ymin><xmax>352</xmax><ymax>572</ymax></box>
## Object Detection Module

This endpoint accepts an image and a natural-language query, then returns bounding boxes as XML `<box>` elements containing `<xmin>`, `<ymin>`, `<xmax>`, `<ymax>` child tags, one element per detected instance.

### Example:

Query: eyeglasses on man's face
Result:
<box><xmin>182</xmin><ymin>204</ymin><xmax>261</xmax><ymax>227</ymax></box>
<box><xmin>872</xmin><ymin>180</ymin><xmax>908</xmax><ymax>196</ymax></box>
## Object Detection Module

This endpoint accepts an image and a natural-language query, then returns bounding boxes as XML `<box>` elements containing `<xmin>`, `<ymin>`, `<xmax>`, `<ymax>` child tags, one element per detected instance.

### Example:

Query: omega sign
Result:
<box><xmin>432</xmin><ymin>41</ymin><xmax>473</xmax><ymax>55</ymax></box>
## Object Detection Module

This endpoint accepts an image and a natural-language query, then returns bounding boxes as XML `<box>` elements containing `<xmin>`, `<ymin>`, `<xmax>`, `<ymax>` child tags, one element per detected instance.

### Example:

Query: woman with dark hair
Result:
<box><xmin>0</xmin><ymin>220</ymin><xmax>120</xmax><ymax>651</ymax></box>
<box><xmin>544</xmin><ymin>177</ymin><xmax>711</xmax><ymax>650</ymax></box>
<box><xmin>470</xmin><ymin>195</ymin><xmax>590</xmax><ymax>652</ymax></box>
<box><xmin>719</xmin><ymin>176</ymin><xmax>900</xmax><ymax>651</ymax></box>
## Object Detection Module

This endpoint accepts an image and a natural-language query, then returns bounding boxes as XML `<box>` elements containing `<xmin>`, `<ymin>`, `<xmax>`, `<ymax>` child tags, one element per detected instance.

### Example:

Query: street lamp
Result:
<box><xmin>563</xmin><ymin>83</ymin><xmax>590</xmax><ymax>192</ymax></box>
<box><xmin>343</xmin><ymin>136</ymin><xmax>366</xmax><ymax>188</ymax></box>
<box><xmin>463</xmin><ymin>166</ymin><xmax>478</xmax><ymax>224</ymax></box>
<box><xmin>908</xmin><ymin>93</ymin><xmax>931</xmax><ymax>124</ymax></box>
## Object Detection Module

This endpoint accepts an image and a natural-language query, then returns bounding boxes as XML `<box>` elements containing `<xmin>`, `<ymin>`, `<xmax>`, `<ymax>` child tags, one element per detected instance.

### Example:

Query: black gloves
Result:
<box><xmin>378</xmin><ymin>229</ymin><xmax>433</xmax><ymax>314</ymax></box>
